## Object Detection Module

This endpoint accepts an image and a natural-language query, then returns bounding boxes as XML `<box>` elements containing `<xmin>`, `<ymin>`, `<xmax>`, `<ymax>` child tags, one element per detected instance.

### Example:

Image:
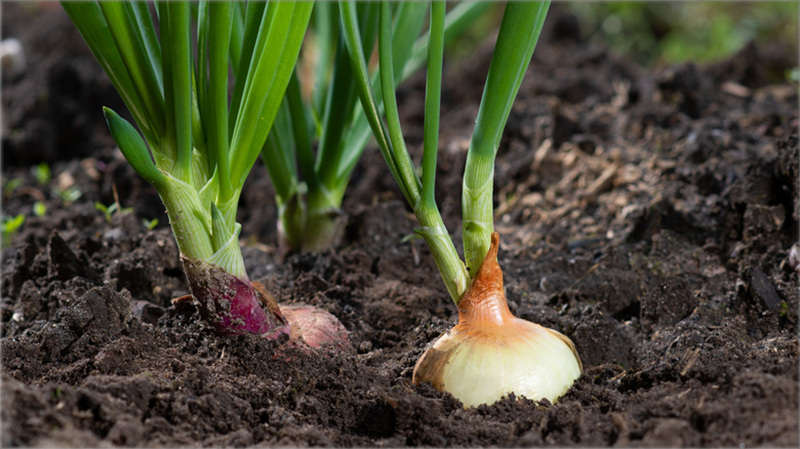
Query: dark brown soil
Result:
<box><xmin>2</xmin><ymin>3</ymin><xmax>798</xmax><ymax>447</ymax></box>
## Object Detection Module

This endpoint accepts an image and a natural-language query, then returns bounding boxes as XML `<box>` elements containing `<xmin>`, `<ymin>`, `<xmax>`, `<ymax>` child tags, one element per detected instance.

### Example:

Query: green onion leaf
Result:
<box><xmin>103</xmin><ymin>107</ymin><xmax>166</xmax><ymax>189</ymax></box>
<box><xmin>463</xmin><ymin>0</ymin><xmax>550</xmax><ymax>275</ymax></box>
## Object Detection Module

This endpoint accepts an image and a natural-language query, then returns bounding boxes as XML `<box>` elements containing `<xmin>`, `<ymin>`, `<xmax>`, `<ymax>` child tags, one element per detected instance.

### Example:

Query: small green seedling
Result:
<box><xmin>3</xmin><ymin>178</ymin><xmax>23</xmax><ymax>198</ymax></box>
<box><xmin>33</xmin><ymin>163</ymin><xmax>51</xmax><ymax>185</ymax></box>
<box><xmin>51</xmin><ymin>386</ymin><xmax>63</xmax><ymax>401</ymax></box>
<box><xmin>94</xmin><ymin>201</ymin><xmax>113</xmax><ymax>221</ymax></box>
<box><xmin>263</xmin><ymin>1</ymin><xmax>490</xmax><ymax>252</ymax></box>
<box><xmin>33</xmin><ymin>201</ymin><xmax>47</xmax><ymax>217</ymax></box>
<box><xmin>94</xmin><ymin>201</ymin><xmax>132</xmax><ymax>222</ymax></box>
<box><xmin>56</xmin><ymin>186</ymin><xmax>82</xmax><ymax>204</ymax></box>
<box><xmin>1</xmin><ymin>214</ymin><xmax>25</xmax><ymax>247</ymax></box>
<box><xmin>142</xmin><ymin>218</ymin><xmax>159</xmax><ymax>230</ymax></box>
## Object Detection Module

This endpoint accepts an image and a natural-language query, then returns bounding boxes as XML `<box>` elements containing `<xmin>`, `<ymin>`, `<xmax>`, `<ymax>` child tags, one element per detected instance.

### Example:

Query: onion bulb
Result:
<box><xmin>280</xmin><ymin>303</ymin><xmax>351</xmax><ymax>351</ymax></box>
<box><xmin>412</xmin><ymin>233</ymin><xmax>582</xmax><ymax>407</ymax></box>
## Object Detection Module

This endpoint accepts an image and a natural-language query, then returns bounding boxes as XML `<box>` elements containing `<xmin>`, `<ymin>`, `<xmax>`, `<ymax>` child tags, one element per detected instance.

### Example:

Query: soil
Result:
<box><xmin>2</xmin><ymin>3</ymin><xmax>798</xmax><ymax>447</ymax></box>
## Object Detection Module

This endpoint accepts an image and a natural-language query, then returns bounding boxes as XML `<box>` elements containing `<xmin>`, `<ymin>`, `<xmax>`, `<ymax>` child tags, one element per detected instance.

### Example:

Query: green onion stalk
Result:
<box><xmin>343</xmin><ymin>0</ymin><xmax>582</xmax><ymax>407</ymax></box>
<box><xmin>263</xmin><ymin>1</ymin><xmax>491</xmax><ymax>253</ymax></box>
<box><xmin>61</xmin><ymin>1</ymin><xmax>348</xmax><ymax>342</ymax></box>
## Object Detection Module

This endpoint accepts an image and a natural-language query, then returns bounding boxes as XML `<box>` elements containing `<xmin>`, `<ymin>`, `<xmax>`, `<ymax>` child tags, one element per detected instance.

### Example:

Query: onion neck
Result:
<box><xmin>456</xmin><ymin>232</ymin><xmax>515</xmax><ymax>329</ymax></box>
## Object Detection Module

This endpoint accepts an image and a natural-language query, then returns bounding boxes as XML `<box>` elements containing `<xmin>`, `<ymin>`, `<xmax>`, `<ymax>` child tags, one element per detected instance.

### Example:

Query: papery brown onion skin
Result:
<box><xmin>413</xmin><ymin>233</ymin><xmax>582</xmax><ymax>407</ymax></box>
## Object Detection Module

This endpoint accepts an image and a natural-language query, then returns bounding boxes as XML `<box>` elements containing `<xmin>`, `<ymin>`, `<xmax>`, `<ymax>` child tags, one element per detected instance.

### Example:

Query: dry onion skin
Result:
<box><xmin>413</xmin><ymin>233</ymin><xmax>582</xmax><ymax>407</ymax></box>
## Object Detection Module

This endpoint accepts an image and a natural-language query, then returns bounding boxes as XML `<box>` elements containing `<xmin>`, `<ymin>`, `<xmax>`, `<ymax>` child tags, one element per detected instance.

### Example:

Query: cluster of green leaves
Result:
<box><xmin>60</xmin><ymin>0</ymin><xmax>495</xmax><ymax>262</ymax></box>
<box><xmin>59</xmin><ymin>0</ymin><xmax>549</xmax><ymax>304</ymax></box>
<box><xmin>66</xmin><ymin>1</ymin><xmax>491</xmax><ymax>253</ymax></box>
<box><xmin>62</xmin><ymin>1</ymin><xmax>312</xmax><ymax>277</ymax></box>
<box><xmin>264</xmin><ymin>1</ymin><xmax>490</xmax><ymax>252</ymax></box>
<box><xmin>343</xmin><ymin>0</ymin><xmax>550</xmax><ymax>303</ymax></box>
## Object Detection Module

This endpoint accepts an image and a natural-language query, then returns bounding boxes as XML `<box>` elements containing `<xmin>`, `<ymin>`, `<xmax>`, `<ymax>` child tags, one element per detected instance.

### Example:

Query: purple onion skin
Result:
<box><xmin>181</xmin><ymin>256</ymin><xmax>289</xmax><ymax>337</ymax></box>
<box><xmin>180</xmin><ymin>257</ymin><xmax>352</xmax><ymax>352</ymax></box>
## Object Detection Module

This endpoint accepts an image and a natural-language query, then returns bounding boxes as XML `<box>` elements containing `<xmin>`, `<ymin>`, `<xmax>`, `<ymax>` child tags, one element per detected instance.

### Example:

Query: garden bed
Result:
<box><xmin>2</xmin><ymin>4</ymin><xmax>798</xmax><ymax>447</ymax></box>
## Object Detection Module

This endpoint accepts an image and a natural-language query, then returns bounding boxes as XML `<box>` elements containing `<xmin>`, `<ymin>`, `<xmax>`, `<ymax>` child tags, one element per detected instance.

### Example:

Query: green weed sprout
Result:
<box><xmin>33</xmin><ymin>163</ymin><xmax>51</xmax><ymax>185</ymax></box>
<box><xmin>1</xmin><ymin>214</ymin><xmax>25</xmax><ymax>248</ymax></box>
<box><xmin>56</xmin><ymin>186</ymin><xmax>81</xmax><ymax>204</ymax></box>
<box><xmin>94</xmin><ymin>201</ymin><xmax>132</xmax><ymax>223</ymax></box>
<box><xmin>33</xmin><ymin>202</ymin><xmax>47</xmax><ymax>218</ymax></box>
<box><xmin>3</xmin><ymin>178</ymin><xmax>23</xmax><ymax>198</ymax></box>
<box><xmin>62</xmin><ymin>1</ymin><xmax>314</xmax><ymax>337</ymax></box>
<box><xmin>343</xmin><ymin>0</ymin><xmax>582</xmax><ymax>407</ymax></box>
<box><xmin>143</xmin><ymin>218</ymin><xmax>159</xmax><ymax>231</ymax></box>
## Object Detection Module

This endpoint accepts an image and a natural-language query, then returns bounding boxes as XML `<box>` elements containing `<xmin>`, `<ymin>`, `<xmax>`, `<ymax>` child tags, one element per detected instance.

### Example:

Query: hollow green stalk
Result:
<box><xmin>462</xmin><ymin>1</ymin><xmax>550</xmax><ymax>274</ymax></box>
<box><xmin>342</xmin><ymin>0</ymin><xmax>468</xmax><ymax>303</ymax></box>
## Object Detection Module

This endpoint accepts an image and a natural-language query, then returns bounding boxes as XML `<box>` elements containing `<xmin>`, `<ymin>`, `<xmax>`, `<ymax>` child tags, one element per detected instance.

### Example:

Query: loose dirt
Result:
<box><xmin>2</xmin><ymin>4</ymin><xmax>798</xmax><ymax>447</ymax></box>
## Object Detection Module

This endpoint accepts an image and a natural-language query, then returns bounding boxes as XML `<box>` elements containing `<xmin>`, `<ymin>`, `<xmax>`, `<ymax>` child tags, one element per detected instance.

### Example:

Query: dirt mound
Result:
<box><xmin>2</xmin><ymin>4</ymin><xmax>798</xmax><ymax>447</ymax></box>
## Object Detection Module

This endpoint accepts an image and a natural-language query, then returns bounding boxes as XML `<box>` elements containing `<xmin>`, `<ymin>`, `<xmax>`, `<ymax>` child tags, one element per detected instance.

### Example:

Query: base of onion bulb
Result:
<box><xmin>177</xmin><ymin>256</ymin><xmax>350</xmax><ymax>351</ymax></box>
<box><xmin>412</xmin><ymin>233</ymin><xmax>582</xmax><ymax>408</ymax></box>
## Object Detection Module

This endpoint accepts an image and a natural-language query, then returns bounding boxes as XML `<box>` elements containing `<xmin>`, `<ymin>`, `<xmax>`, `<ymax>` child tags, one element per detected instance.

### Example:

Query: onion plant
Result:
<box><xmin>60</xmin><ymin>1</ymin><xmax>324</xmax><ymax>338</ymax></box>
<box><xmin>263</xmin><ymin>1</ymin><xmax>490</xmax><ymax>252</ymax></box>
<box><xmin>343</xmin><ymin>0</ymin><xmax>582</xmax><ymax>407</ymax></box>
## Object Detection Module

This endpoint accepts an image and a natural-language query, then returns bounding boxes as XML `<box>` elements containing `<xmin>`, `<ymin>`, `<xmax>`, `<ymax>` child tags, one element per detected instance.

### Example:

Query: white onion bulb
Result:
<box><xmin>413</xmin><ymin>233</ymin><xmax>582</xmax><ymax>407</ymax></box>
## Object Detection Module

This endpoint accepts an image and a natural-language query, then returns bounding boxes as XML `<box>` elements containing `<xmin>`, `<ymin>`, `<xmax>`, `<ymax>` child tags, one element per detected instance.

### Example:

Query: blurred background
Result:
<box><xmin>566</xmin><ymin>2</ymin><xmax>797</xmax><ymax>68</ymax></box>
<box><xmin>448</xmin><ymin>1</ymin><xmax>798</xmax><ymax>81</ymax></box>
